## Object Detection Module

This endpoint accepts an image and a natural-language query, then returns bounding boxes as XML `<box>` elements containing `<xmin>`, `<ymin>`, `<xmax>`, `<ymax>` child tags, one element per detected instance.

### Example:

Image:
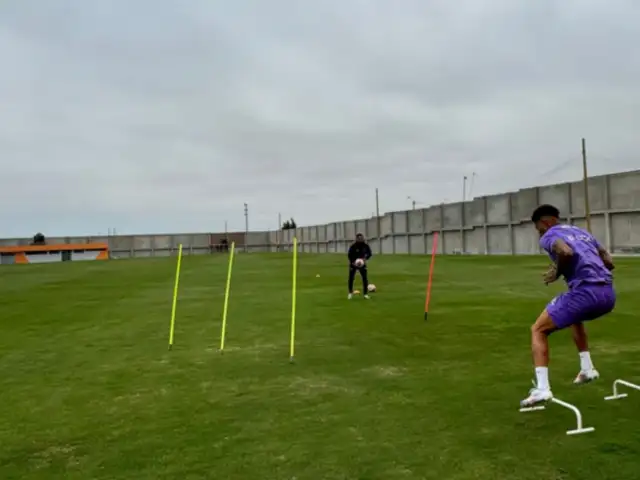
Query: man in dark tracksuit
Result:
<box><xmin>347</xmin><ymin>233</ymin><xmax>373</xmax><ymax>299</ymax></box>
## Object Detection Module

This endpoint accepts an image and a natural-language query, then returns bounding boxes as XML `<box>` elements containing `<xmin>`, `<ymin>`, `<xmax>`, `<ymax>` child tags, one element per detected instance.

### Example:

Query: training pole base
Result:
<box><xmin>424</xmin><ymin>312</ymin><xmax>428</xmax><ymax>321</ymax></box>
<box><xmin>604</xmin><ymin>379</ymin><xmax>640</xmax><ymax>401</ymax></box>
<box><xmin>168</xmin><ymin>345</ymin><xmax>172</xmax><ymax>351</ymax></box>
<box><xmin>519</xmin><ymin>397</ymin><xmax>594</xmax><ymax>435</ymax></box>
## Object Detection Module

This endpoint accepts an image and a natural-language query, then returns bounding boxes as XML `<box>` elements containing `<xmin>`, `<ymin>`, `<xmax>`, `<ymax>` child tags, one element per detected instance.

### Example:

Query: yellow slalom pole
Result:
<box><xmin>168</xmin><ymin>244</ymin><xmax>183</xmax><ymax>350</ymax></box>
<box><xmin>289</xmin><ymin>237</ymin><xmax>298</xmax><ymax>361</ymax></box>
<box><xmin>219</xmin><ymin>241</ymin><xmax>236</xmax><ymax>352</ymax></box>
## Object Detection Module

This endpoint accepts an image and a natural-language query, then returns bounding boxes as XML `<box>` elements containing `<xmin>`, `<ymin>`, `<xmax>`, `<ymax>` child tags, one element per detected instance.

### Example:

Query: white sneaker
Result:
<box><xmin>348</xmin><ymin>294</ymin><xmax>353</xmax><ymax>300</ymax></box>
<box><xmin>573</xmin><ymin>369</ymin><xmax>599</xmax><ymax>384</ymax></box>
<box><xmin>520</xmin><ymin>387</ymin><xmax>553</xmax><ymax>408</ymax></box>
<box><xmin>364</xmin><ymin>295</ymin><xmax>370</xmax><ymax>300</ymax></box>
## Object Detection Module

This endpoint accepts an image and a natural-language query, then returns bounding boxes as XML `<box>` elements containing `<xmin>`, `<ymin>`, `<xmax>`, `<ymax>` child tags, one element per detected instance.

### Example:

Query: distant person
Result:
<box><xmin>520</xmin><ymin>204</ymin><xmax>616</xmax><ymax>408</ymax></box>
<box><xmin>347</xmin><ymin>233</ymin><xmax>373</xmax><ymax>300</ymax></box>
<box><xmin>220</xmin><ymin>238</ymin><xmax>229</xmax><ymax>252</ymax></box>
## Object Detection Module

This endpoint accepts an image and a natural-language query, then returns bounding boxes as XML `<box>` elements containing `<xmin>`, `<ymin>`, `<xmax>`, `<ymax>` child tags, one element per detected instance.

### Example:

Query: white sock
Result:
<box><xmin>579</xmin><ymin>351</ymin><xmax>594</xmax><ymax>372</ymax></box>
<box><xmin>535</xmin><ymin>367</ymin><xmax>550</xmax><ymax>391</ymax></box>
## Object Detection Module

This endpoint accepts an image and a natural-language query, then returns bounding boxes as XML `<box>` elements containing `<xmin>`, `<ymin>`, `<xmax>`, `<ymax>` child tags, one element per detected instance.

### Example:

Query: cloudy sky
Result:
<box><xmin>1</xmin><ymin>0</ymin><xmax>639</xmax><ymax>237</ymax></box>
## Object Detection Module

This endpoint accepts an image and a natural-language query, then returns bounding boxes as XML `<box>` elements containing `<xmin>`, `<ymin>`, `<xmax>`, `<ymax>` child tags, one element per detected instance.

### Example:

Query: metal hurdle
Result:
<box><xmin>604</xmin><ymin>379</ymin><xmax>640</xmax><ymax>401</ymax></box>
<box><xmin>520</xmin><ymin>397</ymin><xmax>595</xmax><ymax>435</ymax></box>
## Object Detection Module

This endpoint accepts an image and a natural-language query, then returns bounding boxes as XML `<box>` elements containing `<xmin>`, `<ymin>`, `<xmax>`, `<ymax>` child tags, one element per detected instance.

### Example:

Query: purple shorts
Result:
<box><xmin>547</xmin><ymin>283</ymin><xmax>616</xmax><ymax>329</ymax></box>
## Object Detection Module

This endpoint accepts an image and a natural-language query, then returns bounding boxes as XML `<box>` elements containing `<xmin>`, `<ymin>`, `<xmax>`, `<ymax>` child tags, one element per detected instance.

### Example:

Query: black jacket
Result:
<box><xmin>347</xmin><ymin>242</ymin><xmax>372</xmax><ymax>264</ymax></box>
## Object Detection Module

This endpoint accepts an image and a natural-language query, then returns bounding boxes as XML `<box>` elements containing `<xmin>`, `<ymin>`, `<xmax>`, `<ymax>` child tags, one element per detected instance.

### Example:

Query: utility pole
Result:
<box><xmin>375</xmin><ymin>188</ymin><xmax>382</xmax><ymax>254</ymax></box>
<box><xmin>582</xmin><ymin>138</ymin><xmax>591</xmax><ymax>232</ymax></box>
<box><xmin>244</xmin><ymin>203</ymin><xmax>249</xmax><ymax>252</ymax></box>
<box><xmin>463</xmin><ymin>175</ymin><xmax>467</xmax><ymax>202</ymax></box>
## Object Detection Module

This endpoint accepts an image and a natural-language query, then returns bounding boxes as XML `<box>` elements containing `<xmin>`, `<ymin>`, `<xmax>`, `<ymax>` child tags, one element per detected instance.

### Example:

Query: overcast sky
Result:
<box><xmin>1</xmin><ymin>0</ymin><xmax>639</xmax><ymax>237</ymax></box>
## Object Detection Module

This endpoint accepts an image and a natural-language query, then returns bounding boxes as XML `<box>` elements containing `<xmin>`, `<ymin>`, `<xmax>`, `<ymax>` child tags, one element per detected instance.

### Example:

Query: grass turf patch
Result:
<box><xmin>1</xmin><ymin>254</ymin><xmax>639</xmax><ymax>479</ymax></box>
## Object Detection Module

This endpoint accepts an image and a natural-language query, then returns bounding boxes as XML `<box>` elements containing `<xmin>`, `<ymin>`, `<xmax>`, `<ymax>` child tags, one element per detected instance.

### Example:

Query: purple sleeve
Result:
<box><xmin>539</xmin><ymin>231</ymin><xmax>558</xmax><ymax>254</ymax></box>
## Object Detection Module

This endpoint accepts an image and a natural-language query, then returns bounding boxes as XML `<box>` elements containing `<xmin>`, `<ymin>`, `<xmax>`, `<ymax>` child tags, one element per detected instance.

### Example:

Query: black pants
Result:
<box><xmin>348</xmin><ymin>266</ymin><xmax>369</xmax><ymax>293</ymax></box>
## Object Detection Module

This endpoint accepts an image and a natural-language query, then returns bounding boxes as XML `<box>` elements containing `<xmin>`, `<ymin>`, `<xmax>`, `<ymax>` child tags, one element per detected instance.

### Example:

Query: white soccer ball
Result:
<box><xmin>354</xmin><ymin>258</ymin><xmax>364</xmax><ymax>267</ymax></box>
<box><xmin>367</xmin><ymin>284</ymin><xmax>376</xmax><ymax>292</ymax></box>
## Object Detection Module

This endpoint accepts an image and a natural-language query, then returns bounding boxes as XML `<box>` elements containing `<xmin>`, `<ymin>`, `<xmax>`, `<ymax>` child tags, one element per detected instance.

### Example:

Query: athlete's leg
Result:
<box><xmin>520</xmin><ymin>309</ymin><xmax>558</xmax><ymax>407</ymax></box>
<box><xmin>571</xmin><ymin>322</ymin><xmax>599</xmax><ymax>383</ymax></box>
<box><xmin>571</xmin><ymin>322</ymin><xmax>589</xmax><ymax>352</ymax></box>
<box><xmin>531</xmin><ymin>310</ymin><xmax>557</xmax><ymax>368</ymax></box>
<box><xmin>570</xmin><ymin>285</ymin><xmax>616</xmax><ymax>383</ymax></box>
<box><xmin>348</xmin><ymin>266</ymin><xmax>356</xmax><ymax>298</ymax></box>
<box><xmin>360</xmin><ymin>266</ymin><xmax>369</xmax><ymax>295</ymax></box>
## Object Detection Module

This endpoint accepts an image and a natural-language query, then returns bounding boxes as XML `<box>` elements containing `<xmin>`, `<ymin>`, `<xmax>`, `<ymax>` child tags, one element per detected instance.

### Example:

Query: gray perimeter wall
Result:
<box><xmin>2</xmin><ymin>170</ymin><xmax>640</xmax><ymax>258</ymax></box>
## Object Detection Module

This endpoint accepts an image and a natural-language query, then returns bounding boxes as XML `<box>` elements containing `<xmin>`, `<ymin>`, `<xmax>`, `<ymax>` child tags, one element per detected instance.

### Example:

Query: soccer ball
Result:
<box><xmin>367</xmin><ymin>284</ymin><xmax>376</xmax><ymax>293</ymax></box>
<box><xmin>354</xmin><ymin>258</ymin><xmax>365</xmax><ymax>267</ymax></box>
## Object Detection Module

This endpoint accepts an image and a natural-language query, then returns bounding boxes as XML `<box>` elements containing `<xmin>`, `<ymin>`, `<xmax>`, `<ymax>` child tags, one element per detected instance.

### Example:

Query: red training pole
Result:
<box><xmin>424</xmin><ymin>232</ymin><xmax>439</xmax><ymax>321</ymax></box>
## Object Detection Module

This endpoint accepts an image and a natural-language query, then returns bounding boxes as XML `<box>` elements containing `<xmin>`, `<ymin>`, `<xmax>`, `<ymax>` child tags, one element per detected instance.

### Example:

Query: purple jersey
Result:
<box><xmin>540</xmin><ymin>224</ymin><xmax>612</xmax><ymax>289</ymax></box>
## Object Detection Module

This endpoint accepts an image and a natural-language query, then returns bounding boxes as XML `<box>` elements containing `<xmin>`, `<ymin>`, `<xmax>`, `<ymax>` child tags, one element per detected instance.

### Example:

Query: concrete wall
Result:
<box><xmin>3</xmin><ymin>170</ymin><xmax>640</xmax><ymax>257</ymax></box>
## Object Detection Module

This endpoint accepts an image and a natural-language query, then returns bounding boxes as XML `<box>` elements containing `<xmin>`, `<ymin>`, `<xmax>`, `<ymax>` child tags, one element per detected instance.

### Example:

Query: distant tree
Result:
<box><xmin>281</xmin><ymin>218</ymin><xmax>298</xmax><ymax>230</ymax></box>
<box><xmin>31</xmin><ymin>232</ymin><xmax>46</xmax><ymax>245</ymax></box>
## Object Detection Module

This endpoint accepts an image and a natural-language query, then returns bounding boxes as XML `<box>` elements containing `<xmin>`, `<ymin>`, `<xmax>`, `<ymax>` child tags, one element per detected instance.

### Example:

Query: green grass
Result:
<box><xmin>1</xmin><ymin>254</ymin><xmax>640</xmax><ymax>480</ymax></box>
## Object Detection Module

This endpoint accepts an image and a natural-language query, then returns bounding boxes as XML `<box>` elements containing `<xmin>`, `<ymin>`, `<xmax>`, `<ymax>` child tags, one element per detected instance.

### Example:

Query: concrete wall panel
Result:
<box><xmin>464</xmin><ymin>199</ymin><xmax>485</xmax><ymax>227</ymax></box>
<box><xmin>425</xmin><ymin>206</ymin><xmax>442</xmax><ymax>231</ymax></box>
<box><xmin>369</xmin><ymin>238</ymin><xmax>381</xmax><ymax>254</ymax></box>
<box><xmin>609</xmin><ymin>171</ymin><xmax>640</xmax><ymax>210</ymax></box>
<box><xmin>488</xmin><ymin>226</ymin><xmax>511</xmax><ymax>253</ymax></box>
<box><xmin>443</xmin><ymin>203</ymin><xmax>462</xmax><ymax>228</ymax></box>
<box><xmin>247</xmin><ymin>231</ymin><xmax>269</xmax><ymax>246</ymax></box>
<box><xmin>443</xmin><ymin>231</ymin><xmax>462</xmax><ymax>253</ymax></box>
<box><xmin>380</xmin><ymin>214</ymin><xmax>393</xmax><ymax>236</ymax></box>
<box><xmin>486</xmin><ymin>195</ymin><xmax>510</xmax><ymax>224</ymax></box>
<box><xmin>394</xmin><ymin>235</ymin><xmax>409</xmax><ymax>254</ymax></box>
<box><xmin>345</xmin><ymin>221</ymin><xmax>356</xmax><ymax>239</ymax></box>
<box><xmin>366</xmin><ymin>218</ymin><xmax>379</xmax><ymax>238</ymax></box>
<box><xmin>409</xmin><ymin>234</ymin><xmax>426</xmax><ymax>254</ymax></box>
<box><xmin>408</xmin><ymin>209</ymin><xmax>424</xmax><ymax>233</ymax></box>
<box><xmin>153</xmin><ymin>235</ymin><xmax>172</xmax><ymax>249</ymax></box>
<box><xmin>611</xmin><ymin>212</ymin><xmax>640</xmax><ymax>250</ymax></box>
<box><xmin>191</xmin><ymin>234</ymin><xmax>210</xmax><ymax>247</ymax></box>
<box><xmin>171</xmin><ymin>235</ymin><xmax>193</xmax><ymax>248</ymax></box>
<box><xmin>66</xmin><ymin>236</ymin><xmax>91</xmax><ymax>244</ymax></box>
<box><xmin>382</xmin><ymin>236</ymin><xmax>393</xmax><ymax>253</ymax></box>
<box><xmin>513</xmin><ymin>224</ymin><xmax>538</xmax><ymax>254</ymax></box>
<box><xmin>110</xmin><ymin>236</ymin><xmax>134</xmax><ymax>251</ymax></box>
<box><xmin>571</xmin><ymin>215</ymin><xmax>606</xmax><ymax>242</ymax></box>
<box><xmin>511</xmin><ymin>188</ymin><xmax>538</xmax><ymax>221</ymax></box>
<box><xmin>463</xmin><ymin>228</ymin><xmax>484</xmax><ymax>254</ymax></box>
<box><xmin>570</xmin><ymin>176</ymin><xmax>608</xmax><ymax>216</ymax></box>
<box><xmin>318</xmin><ymin>225</ymin><xmax>327</xmax><ymax>241</ymax></box>
<box><xmin>393</xmin><ymin>212</ymin><xmax>407</xmax><ymax>233</ymax></box>
<box><xmin>326</xmin><ymin>224</ymin><xmax>337</xmax><ymax>241</ymax></box>
<box><xmin>539</xmin><ymin>184</ymin><xmax>570</xmax><ymax>213</ymax></box>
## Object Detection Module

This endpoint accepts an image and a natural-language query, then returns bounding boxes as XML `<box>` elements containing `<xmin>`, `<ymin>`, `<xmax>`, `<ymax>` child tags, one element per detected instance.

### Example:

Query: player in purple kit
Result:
<box><xmin>520</xmin><ymin>204</ymin><xmax>616</xmax><ymax>408</ymax></box>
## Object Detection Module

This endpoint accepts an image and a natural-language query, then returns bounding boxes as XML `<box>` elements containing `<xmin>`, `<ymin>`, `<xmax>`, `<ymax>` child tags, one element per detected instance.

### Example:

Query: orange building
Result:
<box><xmin>0</xmin><ymin>243</ymin><xmax>109</xmax><ymax>265</ymax></box>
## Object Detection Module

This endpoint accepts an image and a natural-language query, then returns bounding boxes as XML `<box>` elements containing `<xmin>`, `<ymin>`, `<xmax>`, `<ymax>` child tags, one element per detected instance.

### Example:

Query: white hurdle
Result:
<box><xmin>520</xmin><ymin>397</ymin><xmax>595</xmax><ymax>435</ymax></box>
<box><xmin>604</xmin><ymin>379</ymin><xmax>640</xmax><ymax>401</ymax></box>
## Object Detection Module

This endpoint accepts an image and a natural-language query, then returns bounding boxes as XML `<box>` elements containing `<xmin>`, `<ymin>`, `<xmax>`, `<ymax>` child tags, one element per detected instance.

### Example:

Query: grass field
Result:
<box><xmin>1</xmin><ymin>253</ymin><xmax>640</xmax><ymax>479</ymax></box>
